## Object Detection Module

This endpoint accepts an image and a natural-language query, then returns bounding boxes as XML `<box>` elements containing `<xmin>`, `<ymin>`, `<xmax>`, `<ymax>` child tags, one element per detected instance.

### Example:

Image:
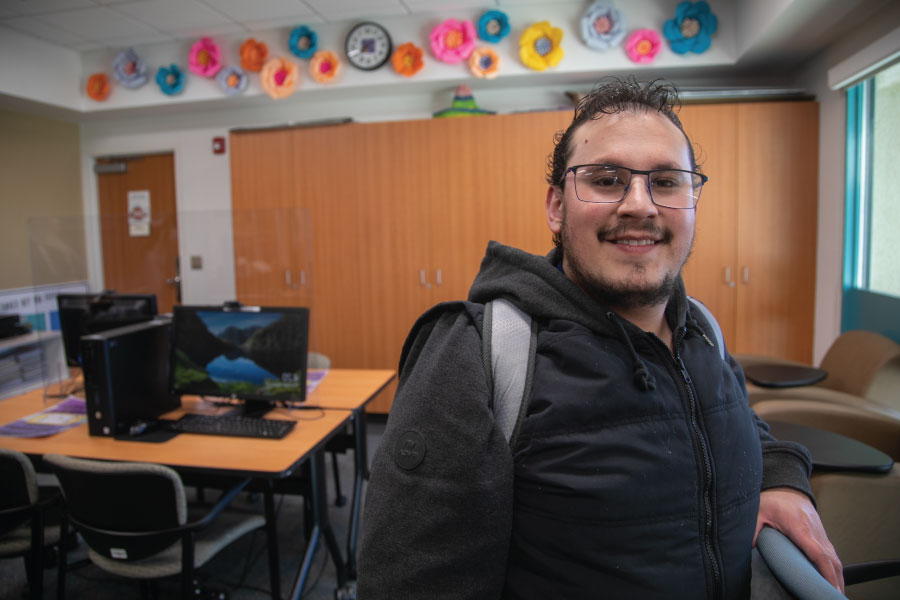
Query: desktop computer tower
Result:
<box><xmin>80</xmin><ymin>318</ymin><xmax>179</xmax><ymax>437</ymax></box>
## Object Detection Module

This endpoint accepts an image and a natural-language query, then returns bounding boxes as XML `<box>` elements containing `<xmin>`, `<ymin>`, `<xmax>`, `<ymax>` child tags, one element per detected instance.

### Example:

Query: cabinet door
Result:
<box><xmin>678</xmin><ymin>104</ymin><xmax>740</xmax><ymax>348</ymax></box>
<box><xmin>735</xmin><ymin>102</ymin><xmax>818</xmax><ymax>362</ymax></box>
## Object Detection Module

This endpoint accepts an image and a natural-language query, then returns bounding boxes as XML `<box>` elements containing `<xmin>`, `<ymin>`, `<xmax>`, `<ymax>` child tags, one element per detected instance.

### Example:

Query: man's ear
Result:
<box><xmin>546</xmin><ymin>185</ymin><xmax>564</xmax><ymax>235</ymax></box>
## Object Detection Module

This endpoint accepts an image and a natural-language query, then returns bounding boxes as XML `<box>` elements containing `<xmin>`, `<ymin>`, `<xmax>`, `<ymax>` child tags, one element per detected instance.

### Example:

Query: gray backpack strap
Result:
<box><xmin>688</xmin><ymin>296</ymin><xmax>725</xmax><ymax>360</ymax></box>
<box><xmin>484</xmin><ymin>298</ymin><xmax>537</xmax><ymax>447</ymax></box>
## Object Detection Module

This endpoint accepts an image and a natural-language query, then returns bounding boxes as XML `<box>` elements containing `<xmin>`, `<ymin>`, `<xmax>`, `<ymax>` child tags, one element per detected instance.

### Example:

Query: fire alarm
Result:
<box><xmin>212</xmin><ymin>137</ymin><xmax>226</xmax><ymax>154</ymax></box>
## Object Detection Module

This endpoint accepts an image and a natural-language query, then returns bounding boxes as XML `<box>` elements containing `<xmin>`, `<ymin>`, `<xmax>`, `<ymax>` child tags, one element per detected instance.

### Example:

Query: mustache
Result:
<box><xmin>598</xmin><ymin>221</ymin><xmax>673</xmax><ymax>243</ymax></box>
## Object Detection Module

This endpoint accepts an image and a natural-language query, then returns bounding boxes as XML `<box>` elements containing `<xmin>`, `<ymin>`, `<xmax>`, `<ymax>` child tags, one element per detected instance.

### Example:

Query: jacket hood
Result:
<box><xmin>468</xmin><ymin>241</ymin><xmax>690</xmax><ymax>339</ymax></box>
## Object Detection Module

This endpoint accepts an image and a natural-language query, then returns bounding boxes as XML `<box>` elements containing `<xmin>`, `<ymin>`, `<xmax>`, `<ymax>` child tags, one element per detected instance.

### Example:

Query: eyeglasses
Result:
<box><xmin>562</xmin><ymin>164</ymin><xmax>709</xmax><ymax>209</ymax></box>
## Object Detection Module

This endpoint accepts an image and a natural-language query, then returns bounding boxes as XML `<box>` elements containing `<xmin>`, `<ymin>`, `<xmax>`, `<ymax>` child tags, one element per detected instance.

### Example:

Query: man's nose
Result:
<box><xmin>618</xmin><ymin>174</ymin><xmax>658</xmax><ymax>216</ymax></box>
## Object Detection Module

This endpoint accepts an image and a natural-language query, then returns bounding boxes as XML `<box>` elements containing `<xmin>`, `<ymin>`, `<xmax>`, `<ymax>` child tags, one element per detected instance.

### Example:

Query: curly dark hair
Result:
<box><xmin>546</xmin><ymin>76</ymin><xmax>698</xmax><ymax>187</ymax></box>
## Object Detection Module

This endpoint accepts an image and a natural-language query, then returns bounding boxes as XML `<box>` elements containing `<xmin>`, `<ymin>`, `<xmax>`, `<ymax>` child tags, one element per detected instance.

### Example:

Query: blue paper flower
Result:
<box><xmin>112</xmin><ymin>48</ymin><xmax>148</xmax><ymax>89</ymax></box>
<box><xmin>477</xmin><ymin>10</ymin><xmax>510</xmax><ymax>44</ymax></box>
<box><xmin>580</xmin><ymin>2</ymin><xmax>626</xmax><ymax>51</ymax></box>
<box><xmin>216</xmin><ymin>65</ymin><xmax>248</xmax><ymax>96</ymax></box>
<box><xmin>289</xmin><ymin>25</ymin><xmax>318</xmax><ymax>59</ymax></box>
<box><xmin>663</xmin><ymin>1</ymin><xmax>718</xmax><ymax>54</ymax></box>
<box><xmin>155</xmin><ymin>64</ymin><xmax>184</xmax><ymax>96</ymax></box>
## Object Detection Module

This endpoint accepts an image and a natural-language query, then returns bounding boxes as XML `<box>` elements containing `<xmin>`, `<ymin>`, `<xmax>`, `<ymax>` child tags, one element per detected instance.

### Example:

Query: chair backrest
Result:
<box><xmin>44</xmin><ymin>454</ymin><xmax>187</xmax><ymax>561</ymax></box>
<box><xmin>307</xmin><ymin>351</ymin><xmax>331</xmax><ymax>369</ymax></box>
<box><xmin>818</xmin><ymin>331</ymin><xmax>900</xmax><ymax>399</ymax></box>
<box><xmin>0</xmin><ymin>448</ymin><xmax>38</xmax><ymax>534</ymax></box>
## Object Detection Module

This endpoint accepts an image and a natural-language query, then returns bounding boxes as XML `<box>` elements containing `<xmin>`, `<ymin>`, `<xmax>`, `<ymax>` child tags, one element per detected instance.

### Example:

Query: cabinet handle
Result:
<box><xmin>743</xmin><ymin>267</ymin><xmax>750</xmax><ymax>284</ymax></box>
<box><xmin>285</xmin><ymin>270</ymin><xmax>299</xmax><ymax>289</ymax></box>
<box><xmin>300</xmin><ymin>270</ymin><xmax>307</xmax><ymax>287</ymax></box>
<box><xmin>419</xmin><ymin>269</ymin><xmax>431</xmax><ymax>289</ymax></box>
<box><xmin>724</xmin><ymin>267</ymin><xmax>736</xmax><ymax>288</ymax></box>
<box><xmin>435</xmin><ymin>269</ymin><xmax>442</xmax><ymax>286</ymax></box>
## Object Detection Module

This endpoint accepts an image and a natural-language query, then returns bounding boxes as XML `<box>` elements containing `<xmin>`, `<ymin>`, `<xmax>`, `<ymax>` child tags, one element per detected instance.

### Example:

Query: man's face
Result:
<box><xmin>546</xmin><ymin>110</ymin><xmax>696</xmax><ymax>310</ymax></box>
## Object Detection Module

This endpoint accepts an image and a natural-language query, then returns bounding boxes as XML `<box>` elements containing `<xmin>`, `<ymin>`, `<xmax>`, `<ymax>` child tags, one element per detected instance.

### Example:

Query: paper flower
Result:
<box><xmin>433</xmin><ymin>84</ymin><xmax>495</xmax><ymax>118</ymax></box>
<box><xmin>469</xmin><ymin>47</ymin><xmax>500</xmax><ymax>79</ymax></box>
<box><xmin>429</xmin><ymin>19</ymin><xmax>476</xmax><ymax>64</ymax></box>
<box><xmin>625</xmin><ymin>29</ymin><xmax>662</xmax><ymax>63</ymax></box>
<box><xmin>155</xmin><ymin>64</ymin><xmax>185</xmax><ymax>95</ymax></box>
<box><xmin>519</xmin><ymin>21</ymin><xmax>564</xmax><ymax>71</ymax></box>
<box><xmin>392</xmin><ymin>42</ymin><xmax>424</xmax><ymax>77</ymax></box>
<box><xmin>580</xmin><ymin>2</ymin><xmax>626</xmax><ymax>51</ymax></box>
<box><xmin>86</xmin><ymin>73</ymin><xmax>110</xmax><ymax>101</ymax></box>
<box><xmin>477</xmin><ymin>10</ymin><xmax>510</xmax><ymax>44</ymax></box>
<box><xmin>663</xmin><ymin>1</ymin><xmax>718</xmax><ymax>54</ymax></box>
<box><xmin>240</xmin><ymin>38</ymin><xmax>268</xmax><ymax>72</ymax></box>
<box><xmin>260</xmin><ymin>57</ymin><xmax>298</xmax><ymax>99</ymax></box>
<box><xmin>289</xmin><ymin>25</ymin><xmax>317</xmax><ymax>59</ymax></box>
<box><xmin>188</xmin><ymin>37</ymin><xmax>222</xmax><ymax>77</ymax></box>
<box><xmin>216</xmin><ymin>65</ymin><xmax>248</xmax><ymax>95</ymax></box>
<box><xmin>112</xmin><ymin>48</ymin><xmax>148</xmax><ymax>89</ymax></box>
<box><xmin>310</xmin><ymin>50</ymin><xmax>341</xmax><ymax>84</ymax></box>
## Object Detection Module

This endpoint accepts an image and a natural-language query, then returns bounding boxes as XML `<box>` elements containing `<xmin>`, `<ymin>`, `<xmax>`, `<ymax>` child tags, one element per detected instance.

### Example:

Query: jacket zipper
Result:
<box><xmin>651</xmin><ymin>328</ymin><xmax>722</xmax><ymax>599</ymax></box>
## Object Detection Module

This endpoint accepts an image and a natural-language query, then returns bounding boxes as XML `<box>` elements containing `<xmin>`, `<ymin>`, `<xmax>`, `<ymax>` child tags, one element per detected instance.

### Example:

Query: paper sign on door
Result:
<box><xmin>127</xmin><ymin>190</ymin><xmax>151</xmax><ymax>237</ymax></box>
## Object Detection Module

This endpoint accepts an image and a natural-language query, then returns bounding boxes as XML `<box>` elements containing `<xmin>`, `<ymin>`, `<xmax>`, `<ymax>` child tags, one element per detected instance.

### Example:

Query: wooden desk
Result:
<box><xmin>304</xmin><ymin>369</ymin><xmax>396</xmax><ymax>578</ymax></box>
<box><xmin>0</xmin><ymin>368</ymin><xmax>395</xmax><ymax>599</ymax></box>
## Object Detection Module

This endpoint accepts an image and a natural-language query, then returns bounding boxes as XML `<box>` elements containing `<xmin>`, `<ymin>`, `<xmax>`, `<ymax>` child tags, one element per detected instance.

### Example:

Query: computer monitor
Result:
<box><xmin>170</xmin><ymin>304</ymin><xmax>309</xmax><ymax>417</ymax></box>
<box><xmin>57</xmin><ymin>292</ymin><xmax>159</xmax><ymax>367</ymax></box>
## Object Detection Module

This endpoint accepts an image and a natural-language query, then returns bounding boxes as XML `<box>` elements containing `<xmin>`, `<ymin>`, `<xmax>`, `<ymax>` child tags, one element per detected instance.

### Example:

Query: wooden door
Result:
<box><xmin>679</xmin><ymin>104</ymin><xmax>740</xmax><ymax>348</ymax></box>
<box><xmin>96</xmin><ymin>153</ymin><xmax>179</xmax><ymax>313</ymax></box>
<box><xmin>735</xmin><ymin>102</ymin><xmax>818</xmax><ymax>362</ymax></box>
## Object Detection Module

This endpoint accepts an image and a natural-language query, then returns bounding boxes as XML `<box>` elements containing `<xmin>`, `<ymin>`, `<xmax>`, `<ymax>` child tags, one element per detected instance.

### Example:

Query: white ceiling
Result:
<box><xmin>0</xmin><ymin>0</ymin><xmax>575</xmax><ymax>52</ymax></box>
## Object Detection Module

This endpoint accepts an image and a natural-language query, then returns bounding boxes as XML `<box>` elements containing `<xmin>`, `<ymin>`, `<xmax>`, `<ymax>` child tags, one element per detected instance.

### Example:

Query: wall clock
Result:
<box><xmin>344</xmin><ymin>22</ymin><xmax>393</xmax><ymax>71</ymax></box>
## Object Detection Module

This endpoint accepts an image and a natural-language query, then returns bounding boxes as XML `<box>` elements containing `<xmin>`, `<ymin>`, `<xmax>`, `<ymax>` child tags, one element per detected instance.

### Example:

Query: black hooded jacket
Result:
<box><xmin>359</xmin><ymin>242</ymin><xmax>813</xmax><ymax>600</ymax></box>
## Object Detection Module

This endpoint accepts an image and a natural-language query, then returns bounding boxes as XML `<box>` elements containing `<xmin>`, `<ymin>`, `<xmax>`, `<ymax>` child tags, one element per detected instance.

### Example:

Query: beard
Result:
<box><xmin>557</xmin><ymin>214</ymin><xmax>692</xmax><ymax>311</ymax></box>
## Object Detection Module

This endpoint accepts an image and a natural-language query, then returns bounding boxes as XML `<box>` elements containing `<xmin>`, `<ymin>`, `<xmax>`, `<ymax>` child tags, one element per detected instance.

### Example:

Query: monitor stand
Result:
<box><xmin>228</xmin><ymin>399</ymin><xmax>274</xmax><ymax>419</ymax></box>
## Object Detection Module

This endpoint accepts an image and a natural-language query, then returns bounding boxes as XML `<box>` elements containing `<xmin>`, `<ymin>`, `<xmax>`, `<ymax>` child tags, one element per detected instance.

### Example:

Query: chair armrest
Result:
<box><xmin>756</xmin><ymin>526</ymin><xmax>846</xmax><ymax>600</ymax></box>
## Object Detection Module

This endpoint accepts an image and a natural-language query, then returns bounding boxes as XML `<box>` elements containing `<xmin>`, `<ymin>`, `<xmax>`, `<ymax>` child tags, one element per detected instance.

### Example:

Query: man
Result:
<box><xmin>358</xmin><ymin>78</ymin><xmax>842</xmax><ymax>599</ymax></box>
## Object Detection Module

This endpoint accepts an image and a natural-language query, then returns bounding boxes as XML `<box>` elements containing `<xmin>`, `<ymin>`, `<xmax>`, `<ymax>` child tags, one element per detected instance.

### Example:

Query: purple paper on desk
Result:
<box><xmin>307</xmin><ymin>369</ymin><xmax>327</xmax><ymax>394</ymax></box>
<box><xmin>0</xmin><ymin>396</ymin><xmax>87</xmax><ymax>438</ymax></box>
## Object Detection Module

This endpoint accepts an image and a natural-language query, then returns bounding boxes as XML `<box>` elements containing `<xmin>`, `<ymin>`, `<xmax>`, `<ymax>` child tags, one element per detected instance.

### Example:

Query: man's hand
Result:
<box><xmin>754</xmin><ymin>488</ymin><xmax>844</xmax><ymax>593</ymax></box>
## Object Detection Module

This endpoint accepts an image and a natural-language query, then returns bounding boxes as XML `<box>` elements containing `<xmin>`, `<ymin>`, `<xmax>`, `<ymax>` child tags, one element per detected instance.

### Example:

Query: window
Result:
<box><xmin>843</xmin><ymin>60</ymin><xmax>900</xmax><ymax>340</ymax></box>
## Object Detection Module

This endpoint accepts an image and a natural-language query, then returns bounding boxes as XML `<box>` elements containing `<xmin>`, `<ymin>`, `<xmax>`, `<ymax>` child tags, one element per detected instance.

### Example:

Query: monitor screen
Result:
<box><xmin>170</xmin><ymin>305</ymin><xmax>309</xmax><ymax>412</ymax></box>
<box><xmin>57</xmin><ymin>293</ymin><xmax>158</xmax><ymax>367</ymax></box>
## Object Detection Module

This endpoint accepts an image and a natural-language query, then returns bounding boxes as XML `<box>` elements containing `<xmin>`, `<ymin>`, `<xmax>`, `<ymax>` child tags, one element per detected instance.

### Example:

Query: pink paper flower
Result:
<box><xmin>429</xmin><ymin>19</ymin><xmax>476</xmax><ymax>64</ymax></box>
<box><xmin>625</xmin><ymin>29</ymin><xmax>662</xmax><ymax>63</ymax></box>
<box><xmin>189</xmin><ymin>37</ymin><xmax>222</xmax><ymax>77</ymax></box>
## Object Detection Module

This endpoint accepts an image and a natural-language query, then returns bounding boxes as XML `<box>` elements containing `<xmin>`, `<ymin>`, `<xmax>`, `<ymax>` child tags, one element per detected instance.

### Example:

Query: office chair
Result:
<box><xmin>736</xmin><ymin>330</ymin><xmax>900</xmax><ymax>415</ymax></box>
<box><xmin>44</xmin><ymin>453</ymin><xmax>281</xmax><ymax>599</ymax></box>
<box><xmin>0</xmin><ymin>448</ymin><xmax>61</xmax><ymax>600</ymax></box>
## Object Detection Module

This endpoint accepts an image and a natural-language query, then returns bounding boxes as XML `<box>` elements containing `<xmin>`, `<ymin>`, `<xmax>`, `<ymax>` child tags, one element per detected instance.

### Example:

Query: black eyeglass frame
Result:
<box><xmin>561</xmin><ymin>164</ymin><xmax>710</xmax><ymax>209</ymax></box>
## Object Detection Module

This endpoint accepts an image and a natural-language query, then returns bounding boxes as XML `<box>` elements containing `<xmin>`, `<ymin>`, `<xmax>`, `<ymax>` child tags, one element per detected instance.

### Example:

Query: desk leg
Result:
<box><xmin>290</xmin><ymin>450</ymin><xmax>346</xmax><ymax>600</ymax></box>
<box><xmin>263</xmin><ymin>479</ymin><xmax>282</xmax><ymax>600</ymax></box>
<box><xmin>346</xmin><ymin>409</ymin><xmax>368</xmax><ymax>579</ymax></box>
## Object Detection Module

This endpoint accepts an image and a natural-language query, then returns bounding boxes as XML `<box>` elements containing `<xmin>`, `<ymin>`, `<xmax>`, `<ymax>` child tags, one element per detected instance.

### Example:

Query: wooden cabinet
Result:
<box><xmin>231</xmin><ymin>102</ymin><xmax>819</xmax><ymax>412</ymax></box>
<box><xmin>680</xmin><ymin>102</ymin><xmax>818</xmax><ymax>362</ymax></box>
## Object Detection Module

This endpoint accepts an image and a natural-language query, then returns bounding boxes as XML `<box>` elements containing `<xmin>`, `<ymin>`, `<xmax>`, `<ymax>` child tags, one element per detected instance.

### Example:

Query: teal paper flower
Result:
<box><xmin>155</xmin><ymin>64</ymin><xmax>185</xmax><ymax>95</ymax></box>
<box><xmin>289</xmin><ymin>25</ymin><xmax>318</xmax><ymax>59</ymax></box>
<box><xmin>477</xmin><ymin>10</ymin><xmax>510</xmax><ymax>44</ymax></box>
<box><xmin>663</xmin><ymin>1</ymin><xmax>717</xmax><ymax>54</ymax></box>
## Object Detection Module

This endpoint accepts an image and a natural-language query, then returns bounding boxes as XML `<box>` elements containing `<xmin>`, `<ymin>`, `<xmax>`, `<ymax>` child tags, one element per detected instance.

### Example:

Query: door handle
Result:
<box><xmin>742</xmin><ymin>266</ymin><xmax>750</xmax><ymax>284</ymax></box>
<box><xmin>167</xmin><ymin>257</ymin><xmax>182</xmax><ymax>303</ymax></box>
<box><xmin>419</xmin><ymin>269</ymin><xmax>431</xmax><ymax>289</ymax></box>
<box><xmin>285</xmin><ymin>270</ymin><xmax>299</xmax><ymax>289</ymax></box>
<box><xmin>435</xmin><ymin>268</ymin><xmax>442</xmax><ymax>286</ymax></box>
<box><xmin>724</xmin><ymin>267</ymin><xmax>736</xmax><ymax>288</ymax></box>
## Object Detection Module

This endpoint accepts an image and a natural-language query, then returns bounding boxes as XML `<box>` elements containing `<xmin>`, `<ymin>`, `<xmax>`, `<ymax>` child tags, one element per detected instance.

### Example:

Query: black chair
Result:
<box><xmin>44</xmin><ymin>453</ymin><xmax>281</xmax><ymax>599</ymax></box>
<box><xmin>0</xmin><ymin>448</ymin><xmax>61</xmax><ymax>600</ymax></box>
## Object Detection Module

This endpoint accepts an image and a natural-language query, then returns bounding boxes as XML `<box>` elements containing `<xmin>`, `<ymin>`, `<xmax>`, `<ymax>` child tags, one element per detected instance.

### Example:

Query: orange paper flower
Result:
<box><xmin>469</xmin><ymin>47</ymin><xmax>500</xmax><ymax>79</ymax></box>
<box><xmin>86</xmin><ymin>73</ymin><xmax>110</xmax><ymax>101</ymax></box>
<box><xmin>240</xmin><ymin>38</ymin><xmax>268</xmax><ymax>72</ymax></box>
<box><xmin>392</xmin><ymin>42</ymin><xmax>424</xmax><ymax>77</ymax></box>
<box><xmin>309</xmin><ymin>50</ymin><xmax>341</xmax><ymax>84</ymax></box>
<box><xmin>260</xmin><ymin>56</ymin><xmax>298</xmax><ymax>100</ymax></box>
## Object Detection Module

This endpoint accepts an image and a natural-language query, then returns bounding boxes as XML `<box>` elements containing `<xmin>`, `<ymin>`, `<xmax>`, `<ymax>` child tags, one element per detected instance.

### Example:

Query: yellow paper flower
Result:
<box><xmin>519</xmin><ymin>21</ymin><xmax>564</xmax><ymax>71</ymax></box>
<box><xmin>260</xmin><ymin>57</ymin><xmax>298</xmax><ymax>100</ymax></box>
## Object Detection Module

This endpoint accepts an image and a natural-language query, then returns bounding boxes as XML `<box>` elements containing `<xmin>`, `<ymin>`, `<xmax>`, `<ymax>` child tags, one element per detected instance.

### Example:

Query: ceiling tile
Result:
<box><xmin>401</xmin><ymin>0</ymin><xmax>495</xmax><ymax>14</ymax></box>
<box><xmin>112</xmin><ymin>0</ymin><xmax>235</xmax><ymax>33</ymax></box>
<box><xmin>37</xmin><ymin>6</ymin><xmax>162</xmax><ymax>39</ymax></box>
<box><xmin>199</xmin><ymin>0</ymin><xmax>316</xmax><ymax>23</ymax></box>
<box><xmin>304</xmin><ymin>0</ymin><xmax>407</xmax><ymax>21</ymax></box>
<box><xmin>0</xmin><ymin>0</ymin><xmax>96</xmax><ymax>16</ymax></box>
<box><xmin>3</xmin><ymin>15</ymin><xmax>89</xmax><ymax>44</ymax></box>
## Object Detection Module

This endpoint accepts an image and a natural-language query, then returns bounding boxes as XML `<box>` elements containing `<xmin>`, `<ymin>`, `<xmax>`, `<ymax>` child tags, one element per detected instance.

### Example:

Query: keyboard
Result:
<box><xmin>165</xmin><ymin>413</ymin><xmax>295</xmax><ymax>439</ymax></box>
